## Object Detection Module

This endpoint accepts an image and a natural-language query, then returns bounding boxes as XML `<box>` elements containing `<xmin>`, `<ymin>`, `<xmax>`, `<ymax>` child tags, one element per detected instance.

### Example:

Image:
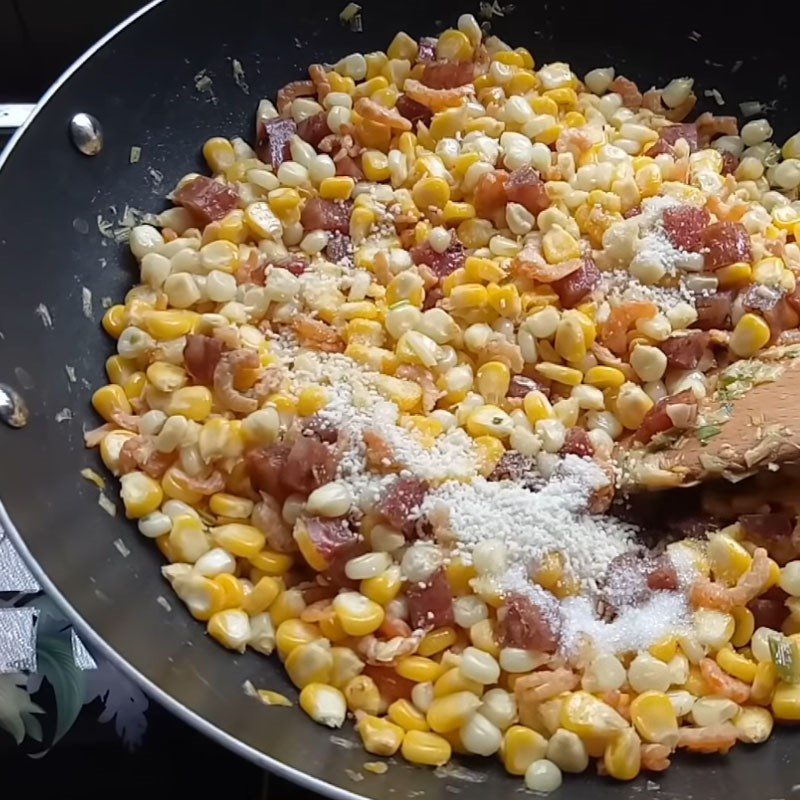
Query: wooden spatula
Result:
<box><xmin>617</xmin><ymin>344</ymin><xmax>800</xmax><ymax>491</ymax></box>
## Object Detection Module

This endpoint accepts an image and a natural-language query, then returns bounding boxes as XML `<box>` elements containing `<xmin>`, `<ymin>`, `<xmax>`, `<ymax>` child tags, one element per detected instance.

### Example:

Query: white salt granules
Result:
<box><xmin>424</xmin><ymin>455</ymin><xmax>637</xmax><ymax>593</ymax></box>
<box><xmin>558</xmin><ymin>592</ymin><xmax>691</xmax><ymax>658</ymax></box>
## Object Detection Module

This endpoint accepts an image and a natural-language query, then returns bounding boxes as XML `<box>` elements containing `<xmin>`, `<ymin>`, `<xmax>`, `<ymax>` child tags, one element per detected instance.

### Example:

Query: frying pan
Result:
<box><xmin>1</xmin><ymin>1</ymin><xmax>799</xmax><ymax>796</ymax></box>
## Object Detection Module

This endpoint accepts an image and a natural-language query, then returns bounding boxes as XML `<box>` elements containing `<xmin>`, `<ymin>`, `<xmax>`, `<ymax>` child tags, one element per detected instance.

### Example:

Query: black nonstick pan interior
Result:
<box><xmin>1</xmin><ymin>1</ymin><xmax>799</xmax><ymax>797</ymax></box>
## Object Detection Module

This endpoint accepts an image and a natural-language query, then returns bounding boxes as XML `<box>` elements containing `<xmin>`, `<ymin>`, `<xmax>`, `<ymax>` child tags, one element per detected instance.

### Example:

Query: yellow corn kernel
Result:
<box><xmin>476</xmin><ymin>361</ymin><xmax>511</xmax><ymax>405</ymax></box>
<box><xmin>333</xmin><ymin>592</ymin><xmax>385</xmax><ymax>636</ymax></box>
<box><xmin>243</xmin><ymin>201</ymin><xmax>282</xmax><ymax>240</ymax></box>
<box><xmin>629</xmin><ymin>691</ymin><xmax>678</xmax><ymax>746</ymax></box>
<box><xmin>603</xmin><ymin>728</ymin><xmax>641</xmax><ymax>781</ymax></box>
<box><xmin>436</xmin><ymin>29</ymin><xmax>473</xmax><ymax>61</ymax></box>
<box><xmin>765</xmin><ymin>558</ymin><xmax>782</xmax><ymax>590</ymax></box>
<box><xmin>296</xmin><ymin>386</ymin><xmax>329</xmax><ymax>417</ymax></box>
<box><xmin>143</xmin><ymin>310</ymin><xmax>196</xmax><ymax>343</ymax></box>
<box><xmin>469</xmin><ymin>619</ymin><xmax>501</xmax><ymax>658</ymax></box>
<box><xmin>731</xmin><ymin>606</ymin><xmax>756</xmax><ymax>648</ymax></box>
<box><xmin>387</xmin><ymin>31</ymin><xmax>418</xmax><ymax>61</ymax></box>
<box><xmin>434</xmin><ymin>667</ymin><xmax>483</xmax><ymax>698</ymax></box>
<box><xmin>318</xmin><ymin>612</ymin><xmax>346</xmax><ymax>643</ymax></box>
<box><xmin>345</xmin><ymin>343</ymin><xmax>398</xmax><ymax>373</ymax></box>
<box><xmin>208</xmin><ymin>493</ymin><xmax>252</xmax><ymax>521</ymax></box>
<box><xmin>373</xmin><ymin>374</ymin><xmax>423</xmax><ymax>411</ymax></box>
<box><xmin>161</xmin><ymin>467</ymin><xmax>203</xmax><ymax>505</ymax></box>
<box><xmin>418</xmin><ymin>628</ymin><xmax>458</xmax><ymax>658</ymax></box>
<box><xmin>362</xmin><ymin>150</ymin><xmax>391</xmax><ymax>183</ymax></box>
<box><xmin>554</xmin><ymin>316</ymin><xmax>587</xmax><ymax>363</ymax></box>
<box><xmin>285</xmin><ymin>642</ymin><xmax>334</xmax><ymax>689</ymax></box>
<box><xmin>119</xmin><ymin>471</ymin><xmax>163</xmax><ymax>519</ymax></box>
<box><xmin>564</xmin><ymin>111</ymin><xmax>587</xmax><ymax>128</ymax></box>
<box><xmin>501</xmin><ymin>726</ymin><xmax>547</xmax><ymax>775</ymax></box>
<box><xmin>529</xmin><ymin>96</ymin><xmax>558</xmax><ymax>115</ymax></box>
<box><xmin>560</xmin><ymin>691</ymin><xmax>629</xmax><ymax>739</ymax></box>
<box><xmin>91</xmin><ymin>384</ymin><xmax>132</xmax><ymax>423</ymax></box>
<box><xmin>166</xmin><ymin>386</ymin><xmax>212</xmax><ymax>421</ymax></box>
<box><xmin>211</xmin><ymin>523</ymin><xmax>265</xmax><ymax>558</ymax></box>
<box><xmin>102</xmin><ymin>305</ymin><xmax>127</xmax><ymax>338</ymax></box>
<box><xmin>242</xmin><ymin>576</ymin><xmax>281</xmax><ymax>615</ymax></box>
<box><xmin>276</xmin><ymin>618</ymin><xmax>321</xmax><ymax>658</ymax></box>
<box><xmin>249</xmin><ymin>549</ymin><xmax>293</xmax><ymax>575</ymax></box>
<box><xmin>386</xmin><ymin>271</ymin><xmax>425</xmax><ymax>307</ymax></box>
<box><xmin>427</xmin><ymin>691</ymin><xmax>484</xmax><ymax>734</ymax></box>
<box><xmin>202</xmin><ymin>136</ymin><xmax>236</xmax><ymax>173</ymax></box>
<box><xmin>534</xmin><ymin>362</ymin><xmax>583</xmax><ymax>386</ymax></box>
<box><xmin>123</xmin><ymin>372</ymin><xmax>147</xmax><ymax>400</ymax></box>
<box><xmin>772</xmin><ymin>682</ymin><xmax>800</xmax><ymax>721</ymax></box>
<box><xmin>487</xmin><ymin>283</ymin><xmax>522</xmax><ymax>318</ymax></box>
<box><xmin>473</xmin><ymin>435</ymin><xmax>507</xmax><ymax>477</ymax></box>
<box><xmin>269</xmin><ymin>588</ymin><xmax>305</xmax><ymax>627</ymax></box>
<box><xmin>648</xmin><ymin>636</ymin><xmax>678</xmax><ymax>662</ymax></box>
<box><xmin>267</xmin><ymin>187</ymin><xmax>302</xmax><ymax>217</ymax></box>
<box><xmin>217</xmin><ymin>208</ymin><xmax>248</xmax><ymax>242</ymax></box>
<box><xmin>357</xmin><ymin>714</ymin><xmax>405</xmax><ymax>756</ymax></box>
<box><xmin>542</xmin><ymin>225</ymin><xmax>581</xmax><ymax>264</ymax></box>
<box><xmin>412</xmin><ymin>176</ymin><xmax>451</xmax><ymax>210</ymax></box>
<box><xmin>213</xmin><ymin>573</ymin><xmax>245</xmax><ymax>610</ymax></box>
<box><xmin>105</xmin><ymin>355</ymin><xmax>136</xmax><ymax>386</ymax></box>
<box><xmin>402</xmin><ymin>729</ymin><xmax>452</xmax><ymax>766</ymax></box>
<box><xmin>397</xmin><ymin>656</ymin><xmax>446</xmax><ymax>684</ymax></box>
<box><xmin>730</xmin><ymin>312</ymin><xmax>771</xmax><ymax>357</ymax></box>
<box><xmin>715</xmin><ymin>646</ymin><xmax>757</xmax><ymax>683</ymax></box>
<box><xmin>168</xmin><ymin>515</ymin><xmax>210</xmax><ymax>563</ymax></box>
<box><xmin>505</xmin><ymin>70</ymin><xmax>537</xmax><ymax>96</ymax></box>
<box><xmin>146</xmin><ymin>361</ymin><xmax>187</xmax><ymax>393</ymax></box>
<box><xmin>442</xmin><ymin>201</ymin><xmax>476</xmax><ymax>225</ymax></box>
<box><xmin>175</xmin><ymin>574</ymin><xmax>226</xmax><ymax>621</ymax></box>
<box><xmin>464</xmin><ymin>256</ymin><xmax>505</xmax><ymax>283</ymax></box>
<box><xmin>708</xmin><ymin>534</ymin><xmax>753</xmax><ymax>586</ymax></box>
<box><xmin>344</xmin><ymin>318</ymin><xmax>385</xmax><ymax>346</ymax></box>
<box><xmin>207</xmin><ymin>608</ymin><xmax>250</xmax><ymax>653</ymax></box>
<box><xmin>361</xmin><ymin>567</ymin><xmax>403</xmax><ymax>605</ymax></box>
<box><xmin>344</xmin><ymin>675</ymin><xmax>383</xmax><ymax>715</ymax></box>
<box><xmin>402</xmin><ymin>415</ymin><xmax>444</xmax><ymax>445</ymax></box>
<box><xmin>751</xmin><ymin>662</ymin><xmax>778</xmax><ymax>706</ymax></box>
<box><xmin>714</xmin><ymin>261</ymin><xmax>753</xmax><ymax>289</ymax></box>
<box><xmin>389</xmin><ymin>698</ymin><xmax>430</xmax><ymax>732</ymax></box>
<box><xmin>446</xmin><ymin>559</ymin><xmax>477</xmax><ymax>595</ymax></box>
<box><xmin>523</xmin><ymin>390</ymin><xmax>554</xmax><ymax>424</ymax></box>
<box><xmin>584</xmin><ymin>365</ymin><xmax>626</xmax><ymax>389</ymax></box>
<box><xmin>448</xmin><ymin>283</ymin><xmax>489</xmax><ymax>310</ymax></box>
<box><xmin>319</xmin><ymin>176</ymin><xmax>355</xmax><ymax>201</ymax></box>
<box><xmin>353</xmin><ymin>76</ymin><xmax>390</xmax><ymax>99</ymax></box>
<box><xmin>327</xmin><ymin>71</ymin><xmax>355</xmax><ymax>94</ymax></box>
<box><xmin>752</xmin><ymin>256</ymin><xmax>784</xmax><ymax>286</ymax></box>
<box><xmin>298</xmin><ymin>683</ymin><xmax>347</xmax><ymax>728</ymax></box>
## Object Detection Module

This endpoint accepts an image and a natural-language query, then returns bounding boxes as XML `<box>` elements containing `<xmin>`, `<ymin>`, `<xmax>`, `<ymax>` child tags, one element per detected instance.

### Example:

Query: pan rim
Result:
<box><xmin>0</xmin><ymin>3</ymin><xmax>366</xmax><ymax>797</ymax></box>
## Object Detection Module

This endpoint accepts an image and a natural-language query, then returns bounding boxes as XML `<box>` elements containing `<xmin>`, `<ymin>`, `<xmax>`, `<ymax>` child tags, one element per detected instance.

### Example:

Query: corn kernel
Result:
<box><xmin>250</xmin><ymin>549</ymin><xmax>294</xmax><ymax>575</ymax></box>
<box><xmin>389</xmin><ymin>698</ymin><xmax>430</xmax><ymax>731</ymax></box>
<box><xmin>285</xmin><ymin>641</ymin><xmax>333</xmax><ymax>688</ymax></box>
<box><xmin>418</xmin><ymin>628</ymin><xmax>458</xmax><ymax>657</ymax></box>
<box><xmin>357</xmin><ymin>714</ymin><xmax>405</xmax><ymax>756</ymax></box>
<box><xmin>629</xmin><ymin>691</ymin><xmax>678</xmax><ymax>746</ymax></box>
<box><xmin>442</xmin><ymin>201</ymin><xmax>476</xmax><ymax>225</ymax></box>
<box><xmin>319</xmin><ymin>176</ymin><xmax>355</xmax><ymax>201</ymax></box>
<box><xmin>402</xmin><ymin>730</ymin><xmax>452</xmax><ymax>766</ymax></box>
<box><xmin>92</xmin><ymin>384</ymin><xmax>132</xmax><ymax>423</ymax></box>
<box><xmin>716</xmin><ymin>646</ymin><xmax>758</xmax><ymax>683</ymax></box>
<box><xmin>584</xmin><ymin>366</ymin><xmax>627</xmax><ymax>389</ymax></box>
<box><xmin>603</xmin><ymin>728</ymin><xmax>641</xmax><ymax>781</ymax></box>
<box><xmin>211</xmin><ymin>523</ymin><xmax>266</xmax><ymax>558</ymax></box>
<box><xmin>731</xmin><ymin>607</ymin><xmax>756</xmax><ymax>648</ymax></box>
<box><xmin>207</xmin><ymin>608</ymin><xmax>250</xmax><ymax>653</ymax></box>
<box><xmin>120</xmin><ymin>471</ymin><xmax>163</xmax><ymax>518</ymax></box>
<box><xmin>344</xmin><ymin>675</ymin><xmax>383</xmax><ymax>715</ymax></box>
<box><xmin>102</xmin><ymin>305</ymin><xmax>127</xmax><ymax>338</ymax></box>
<box><xmin>397</xmin><ymin>656</ymin><xmax>447</xmax><ymax>683</ymax></box>
<box><xmin>413</xmin><ymin>176</ymin><xmax>451</xmax><ymax>210</ymax></box>
<box><xmin>242</xmin><ymin>576</ymin><xmax>281</xmax><ymax>615</ymax></box>
<box><xmin>730</xmin><ymin>312</ymin><xmax>771</xmax><ymax>357</ymax></box>
<box><xmin>716</xmin><ymin>262</ymin><xmax>752</xmax><ymax>289</ymax></box>
<box><xmin>501</xmin><ymin>726</ymin><xmax>548</xmax><ymax>775</ymax></box>
<box><xmin>534</xmin><ymin>363</ymin><xmax>583</xmax><ymax>386</ymax></box>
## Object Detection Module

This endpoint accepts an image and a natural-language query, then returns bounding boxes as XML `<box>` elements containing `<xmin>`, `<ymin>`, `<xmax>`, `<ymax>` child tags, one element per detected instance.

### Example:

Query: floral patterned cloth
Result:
<box><xmin>0</xmin><ymin>526</ymin><xmax>148</xmax><ymax>752</ymax></box>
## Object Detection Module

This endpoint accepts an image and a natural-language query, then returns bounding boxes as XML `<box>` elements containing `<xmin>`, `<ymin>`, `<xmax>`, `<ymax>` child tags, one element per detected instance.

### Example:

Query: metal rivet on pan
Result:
<box><xmin>0</xmin><ymin>383</ymin><xmax>28</xmax><ymax>428</ymax></box>
<box><xmin>69</xmin><ymin>112</ymin><xmax>103</xmax><ymax>156</ymax></box>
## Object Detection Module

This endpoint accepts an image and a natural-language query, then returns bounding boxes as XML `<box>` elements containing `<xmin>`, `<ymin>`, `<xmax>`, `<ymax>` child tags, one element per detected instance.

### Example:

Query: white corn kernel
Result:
<box><xmin>138</xmin><ymin>511</ymin><xmax>172</xmax><ymax>538</ymax></box>
<box><xmin>499</xmin><ymin>647</ymin><xmax>547</xmax><ymax>674</ymax></box>
<box><xmin>472</xmin><ymin>539</ymin><xmax>507</xmax><ymax>576</ymax></box>
<box><xmin>584</xmin><ymin>67</ymin><xmax>614</xmax><ymax>95</ymax></box>
<box><xmin>401</xmin><ymin>543</ymin><xmax>443</xmax><ymax>583</ymax></box>
<box><xmin>630</xmin><ymin>345</ymin><xmax>667</xmax><ymax>382</ymax></box>
<box><xmin>460</xmin><ymin>647</ymin><xmax>501</xmax><ymax>685</ymax></box>
<box><xmin>194</xmin><ymin>547</ymin><xmax>237</xmax><ymax>577</ymax></box>
<box><xmin>546</xmin><ymin>728</ymin><xmax>589</xmax><ymax>773</ymax></box>
<box><xmin>741</xmin><ymin>119</ymin><xmax>773</xmax><ymax>147</ymax></box>
<box><xmin>305</xmin><ymin>482</ymin><xmax>353</xmax><ymax>517</ymax></box>
<box><xmin>480</xmin><ymin>688</ymin><xmax>517</xmax><ymax>730</ymax></box>
<box><xmin>345</xmin><ymin>552</ymin><xmax>392</xmax><ymax>581</ymax></box>
<box><xmin>453</xmin><ymin>595</ymin><xmax>489</xmax><ymax>629</ymax></box>
<box><xmin>690</xmin><ymin>697</ymin><xmax>739</xmax><ymax>727</ymax></box>
<box><xmin>628</xmin><ymin>652</ymin><xmax>672</xmax><ymax>693</ymax></box>
<box><xmin>581</xmin><ymin>653</ymin><xmax>626</xmax><ymax>692</ymax></box>
<box><xmin>525</xmin><ymin>760</ymin><xmax>563</xmax><ymax>793</ymax></box>
<box><xmin>460</xmin><ymin>712</ymin><xmax>502</xmax><ymax>756</ymax></box>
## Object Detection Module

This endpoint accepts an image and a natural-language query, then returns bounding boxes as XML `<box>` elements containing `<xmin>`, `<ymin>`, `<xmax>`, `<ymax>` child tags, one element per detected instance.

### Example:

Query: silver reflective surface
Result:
<box><xmin>69</xmin><ymin>112</ymin><xmax>103</xmax><ymax>155</ymax></box>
